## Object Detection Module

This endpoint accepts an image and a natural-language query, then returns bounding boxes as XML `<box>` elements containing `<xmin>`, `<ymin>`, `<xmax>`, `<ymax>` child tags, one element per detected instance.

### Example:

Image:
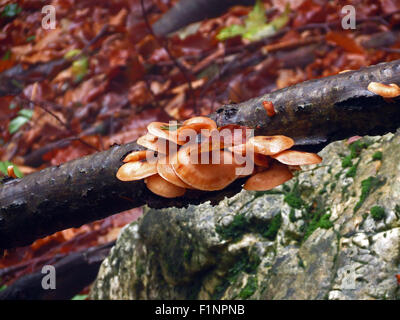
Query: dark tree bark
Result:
<box><xmin>0</xmin><ymin>59</ymin><xmax>399</xmax><ymax>250</ymax></box>
<box><xmin>0</xmin><ymin>241</ymin><xmax>114</xmax><ymax>300</ymax></box>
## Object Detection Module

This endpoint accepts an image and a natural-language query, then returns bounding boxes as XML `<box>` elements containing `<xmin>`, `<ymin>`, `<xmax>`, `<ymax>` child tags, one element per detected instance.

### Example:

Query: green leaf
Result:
<box><xmin>245</xmin><ymin>0</ymin><xmax>266</xmax><ymax>30</ymax></box>
<box><xmin>71</xmin><ymin>294</ymin><xmax>88</xmax><ymax>300</ymax></box>
<box><xmin>72</xmin><ymin>56</ymin><xmax>89</xmax><ymax>81</ymax></box>
<box><xmin>64</xmin><ymin>49</ymin><xmax>82</xmax><ymax>59</ymax></box>
<box><xmin>270</xmin><ymin>3</ymin><xmax>290</xmax><ymax>30</ymax></box>
<box><xmin>0</xmin><ymin>161</ymin><xmax>23</xmax><ymax>178</ymax></box>
<box><xmin>216</xmin><ymin>24</ymin><xmax>246</xmax><ymax>41</ymax></box>
<box><xmin>216</xmin><ymin>1</ymin><xmax>291</xmax><ymax>42</ymax></box>
<box><xmin>0</xmin><ymin>162</ymin><xmax>6</xmax><ymax>175</ymax></box>
<box><xmin>18</xmin><ymin>108</ymin><xmax>33</xmax><ymax>119</ymax></box>
<box><xmin>26</xmin><ymin>35</ymin><xmax>35</xmax><ymax>42</ymax></box>
<box><xmin>0</xmin><ymin>284</ymin><xmax>7</xmax><ymax>291</ymax></box>
<box><xmin>2</xmin><ymin>3</ymin><xmax>22</xmax><ymax>18</ymax></box>
<box><xmin>2</xmin><ymin>50</ymin><xmax>11</xmax><ymax>61</ymax></box>
<box><xmin>9</xmin><ymin>116</ymin><xmax>29</xmax><ymax>134</ymax></box>
<box><xmin>8</xmin><ymin>109</ymin><xmax>33</xmax><ymax>134</ymax></box>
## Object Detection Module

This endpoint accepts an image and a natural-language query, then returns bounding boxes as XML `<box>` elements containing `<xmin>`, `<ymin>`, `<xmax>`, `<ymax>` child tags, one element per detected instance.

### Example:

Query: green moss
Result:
<box><xmin>330</xmin><ymin>182</ymin><xmax>336</xmax><ymax>192</ymax></box>
<box><xmin>345</xmin><ymin>159</ymin><xmax>360</xmax><ymax>178</ymax></box>
<box><xmin>213</xmin><ymin>252</ymin><xmax>261</xmax><ymax>299</ymax></box>
<box><xmin>238</xmin><ymin>276</ymin><xmax>258</xmax><ymax>299</ymax></box>
<box><xmin>349</xmin><ymin>140</ymin><xmax>369</xmax><ymax>159</ymax></box>
<box><xmin>304</xmin><ymin>214</ymin><xmax>333</xmax><ymax>240</ymax></box>
<box><xmin>262</xmin><ymin>213</ymin><xmax>282</xmax><ymax>240</ymax></box>
<box><xmin>216</xmin><ymin>214</ymin><xmax>247</xmax><ymax>241</ymax></box>
<box><xmin>282</xmin><ymin>184</ymin><xmax>291</xmax><ymax>193</ymax></box>
<box><xmin>289</xmin><ymin>208</ymin><xmax>296</xmax><ymax>223</ymax></box>
<box><xmin>370</xmin><ymin>206</ymin><xmax>386</xmax><ymax>221</ymax></box>
<box><xmin>354</xmin><ymin>177</ymin><xmax>385</xmax><ymax>213</ymax></box>
<box><xmin>183</xmin><ymin>248</ymin><xmax>193</xmax><ymax>261</ymax></box>
<box><xmin>135</xmin><ymin>260</ymin><xmax>145</xmax><ymax>277</ymax></box>
<box><xmin>217</xmin><ymin>210</ymin><xmax>282</xmax><ymax>242</ymax></box>
<box><xmin>284</xmin><ymin>193</ymin><xmax>303</xmax><ymax>209</ymax></box>
<box><xmin>372</xmin><ymin>151</ymin><xmax>382</xmax><ymax>161</ymax></box>
<box><xmin>341</xmin><ymin>155</ymin><xmax>353</xmax><ymax>168</ymax></box>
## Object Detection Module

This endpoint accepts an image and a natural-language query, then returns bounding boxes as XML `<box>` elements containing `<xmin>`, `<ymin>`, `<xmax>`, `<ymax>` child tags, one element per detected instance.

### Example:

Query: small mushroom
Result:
<box><xmin>137</xmin><ymin>133</ymin><xmax>177</xmax><ymax>154</ymax></box>
<box><xmin>172</xmin><ymin>146</ymin><xmax>238</xmax><ymax>191</ymax></box>
<box><xmin>262</xmin><ymin>101</ymin><xmax>276</xmax><ymax>117</ymax></box>
<box><xmin>177</xmin><ymin>117</ymin><xmax>218</xmax><ymax>146</ymax></box>
<box><xmin>271</xmin><ymin>150</ymin><xmax>322</xmax><ymax>165</ymax></box>
<box><xmin>182</xmin><ymin>116</ymin><xmax>217</xmax><ymax>130</ymax></box>
<box><xmin>367</xmin><ymin>82</ymin><xmax>400</xmax><ymax>98</ymax></box>
<box><xmin>157</xmin><ymin>161</ymin><xmax>193</xmax><ymax>189</ymax></box>
<box><xmin>137</xmin><ymin>133</ymin><xmax>159</xmax><ymax>151</ymax></box>
<box><xmin>123</xmin><ymin>150</ymin><xmax>150</xmax><ymax>163</ymax></box>
<box><xmin>147</xmin><ymin>122</ymin><xmax>184</xmax><ymax>145</ymax></box>
<box><xmin>116</xmin><ymin>160</ymin><xmax>157</xmax><ymax>181</ymax></box>
<box><xmin>7</xmin><ymin>165</ymin><xmax>17</xmax><ymax>178</ymax></box>
<box><xmin>230</xmin><ymin>135</ymin><xmax>294</xmax><ymax>156</ymax></box>
<box><xmin>244</xmin><ymin>162</ymin><xmax>293</xmax><ymax>191</ymax></box>
<box><xmin>145</xmin><ymin>174</ymin><xmax>186</xmax><ymax>198</ymax></box>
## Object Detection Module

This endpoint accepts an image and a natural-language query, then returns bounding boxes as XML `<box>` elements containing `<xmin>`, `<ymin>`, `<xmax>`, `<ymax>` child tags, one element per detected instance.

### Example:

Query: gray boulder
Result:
<box><xmin>91</xmin><ymin>132</ymin><xmax>400</xmax><ymax>300</ymax></box>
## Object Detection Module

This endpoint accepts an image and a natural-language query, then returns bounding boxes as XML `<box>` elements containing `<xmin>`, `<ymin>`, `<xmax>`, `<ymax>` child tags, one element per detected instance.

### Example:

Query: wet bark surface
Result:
<box><xmin>0</xmin><ymin>60</ymin><xmax>399</xmax><ymax>249</ymax></box>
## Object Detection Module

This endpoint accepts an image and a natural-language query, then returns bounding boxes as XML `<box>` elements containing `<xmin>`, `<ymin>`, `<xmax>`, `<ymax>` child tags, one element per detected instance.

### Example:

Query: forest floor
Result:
<box><xmin>0</xmin><ymin>0</ymin><xmax>399</xmax><ymax>298</ymax></box>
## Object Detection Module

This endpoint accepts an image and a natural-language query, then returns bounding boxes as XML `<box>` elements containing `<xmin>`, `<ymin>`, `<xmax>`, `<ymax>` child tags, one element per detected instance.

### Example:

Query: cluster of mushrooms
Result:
<box><xmin>116</xmin><ymin>116</ymin><xmax>322</xmax><ymax>198</ymax></box>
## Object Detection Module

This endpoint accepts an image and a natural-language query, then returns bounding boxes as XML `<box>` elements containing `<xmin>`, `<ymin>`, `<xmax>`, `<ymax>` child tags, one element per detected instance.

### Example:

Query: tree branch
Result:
<box><xmin>0</xmin><ymin>241</ymin><xmax>114</xmax><ymax>300</ymax></box>
<box><xmin>1</xmin><ymin>59</ymin><xmax>399</xmax><ymax>250</ymax></box>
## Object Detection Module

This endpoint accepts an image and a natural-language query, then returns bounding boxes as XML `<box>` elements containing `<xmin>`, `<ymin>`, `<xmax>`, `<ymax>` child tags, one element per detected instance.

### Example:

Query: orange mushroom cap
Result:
<box><xmin>123</xmin><ymin>150</ymin><xmax>152</xmax><ymax>163</ymax></box>
<box><xmin>244</xmin><ymin>162</ymin><xmax>293</xmax><ymax>191</ymax></box>
<box><xmin>7</xmin><ymin>165</ymin><xmax>17</xmax><ymax>179</ymax></box>
<box><xmin>137</xmin><ymin>133</ymin><xmax>178</xmax><ymax>154</ymax></box>
<box><xmin>249</xmin><ymin>136</ymin><xmax>294</xmax><ymax>155</ymax></box>
<box><xmin>145</xmin><ymin>174</ymin><xmax>186</xmax><ymax>198</ymax></box>
<box><xmin>182</xmin><ymin>116</ymin><xmax>217</xmax><ymax>130</ymax></box>
<box><xmin>367</xmin><ymin>82</ymin><xmax>400</xmax><ymax>98</ymax></box>
<box><xmin>157</xmin><ymin>161</ymin><xmax>193</xmax><ymax>189</ymax></box>
<box><xmin>137</xmin><ymin>133</ymin><xmax>159</xmax><ymax>151</ymax></box>
<box><xmin>116</xmin><ymin>160</ymin><xmax>157</xmax><ymax>181</ymax></box>
<box><xmin>147</xmin><ymin>122</ymin><xmax>185</xmax><ymax>145</ymax></box>
<box><xmin>230</xmin><ymin>135</ymin><xmax>294</xmax><ymax>156</ymax></box>
<box><xmin>271</xmin><ymin>150</ymin><xmax>322</xmax><ymax>166</ymax></box>
<box><xmin>172</xmin><ymin>147</ymin><xmax>239</xmax><ymax>191</ymax></box>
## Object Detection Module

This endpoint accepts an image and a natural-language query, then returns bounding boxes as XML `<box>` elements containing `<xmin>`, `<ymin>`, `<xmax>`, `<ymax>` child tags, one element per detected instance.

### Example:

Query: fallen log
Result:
<box><xmin>0</xmin><ymin>59</ymin><xmax>399</xmax><ymax>250</ymax></box>
<box><xmin>0</xmin><ymin>241</ymin><xmax>114</xmax><ymax>300</ymax></box>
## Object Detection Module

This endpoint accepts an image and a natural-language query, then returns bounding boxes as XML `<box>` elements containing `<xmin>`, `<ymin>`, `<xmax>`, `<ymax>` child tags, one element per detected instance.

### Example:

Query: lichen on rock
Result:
<box><xmin>91</xmin><ymin>131</ymin><xmax>400</xmax><ymax>300</ymax></box>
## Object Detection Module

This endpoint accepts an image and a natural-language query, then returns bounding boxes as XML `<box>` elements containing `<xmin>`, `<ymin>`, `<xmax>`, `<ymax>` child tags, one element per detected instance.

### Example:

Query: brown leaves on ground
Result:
<box><xmin>0</xmin><ymin>0</ymin><xmax>399</xmax><ymax>292</ymax></box>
